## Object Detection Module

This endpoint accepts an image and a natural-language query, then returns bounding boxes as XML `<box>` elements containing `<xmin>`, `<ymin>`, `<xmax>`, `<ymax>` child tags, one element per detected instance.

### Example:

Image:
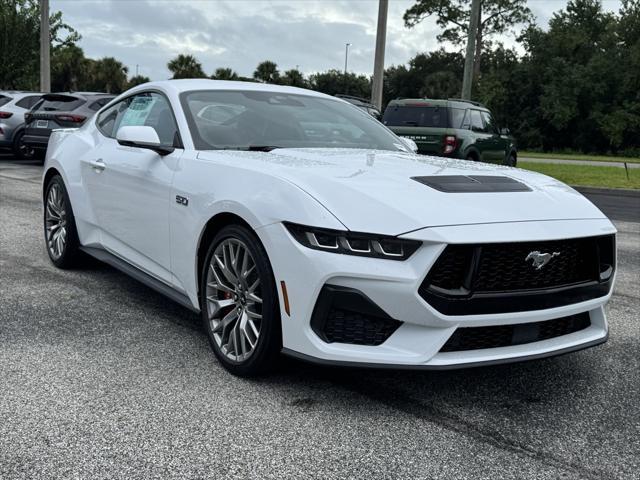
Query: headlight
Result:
<box><xmin>284</xmin><ymin>222</ymin><xmax>421</xmax><ymax>261</ymax></box>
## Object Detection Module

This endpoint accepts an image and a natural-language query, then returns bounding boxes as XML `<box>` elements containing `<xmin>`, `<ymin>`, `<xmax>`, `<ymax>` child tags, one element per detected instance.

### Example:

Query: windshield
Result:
<box><xmin>383</xmin><ymin>105</ymin><xmax>449</xmax><ymax>128</ymax></box>
<box><xmin>180</xmin><ymin>90</ymin><xmax>405</xmax><ymax>152</ymax></box>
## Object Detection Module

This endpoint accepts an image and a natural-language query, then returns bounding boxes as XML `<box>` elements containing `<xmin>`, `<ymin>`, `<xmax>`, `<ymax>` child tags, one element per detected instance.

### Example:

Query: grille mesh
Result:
<box><xmin>473</xmin><ymin>239</ymin><xmax>597</xmax><ymax>292</ymax></box>
<box><xmin>425</xmin><ymin>237</ymin><xmax>600</xmax><ymax>294</ymax></box>
<box><xmin>323</xmin><ymin>307</ymin><xmax>401</xmax><ymax>346</ymax></box>
<box><xmin>440</xmin><ymin>313</ymin><xmax>591</xmax><ymax>352</ymax></box>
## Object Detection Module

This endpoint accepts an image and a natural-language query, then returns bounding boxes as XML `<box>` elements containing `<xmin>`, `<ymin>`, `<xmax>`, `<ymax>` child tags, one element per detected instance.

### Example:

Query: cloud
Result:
<box><xmin>52</xmin><ymin>0</ymin><xmax>622</xmax><ymax>81</ymax></box>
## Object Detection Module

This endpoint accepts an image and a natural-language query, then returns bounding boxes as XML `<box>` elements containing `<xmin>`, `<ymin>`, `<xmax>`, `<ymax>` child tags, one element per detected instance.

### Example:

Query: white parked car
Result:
<box><xmin>43</xmin><ymin>80</ymin><xmax>616</xmax><ymax>376</ymax></box>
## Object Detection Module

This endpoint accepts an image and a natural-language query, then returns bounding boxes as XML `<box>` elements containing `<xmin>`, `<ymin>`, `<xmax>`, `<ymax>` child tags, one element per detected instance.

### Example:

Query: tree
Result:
<box><xmin>127</xmin><ymin>74</ymin><xmax>151</xmax><ymax>89</ymax></box>
<box><xmin>309</xmin><ymin>69</ymin><xmax>371</xmax><ymax>98</ymax></box>
<box><xmin>403</xmin><ymin>0</ymin><xmax>532</xmax><ymax>78</ymax></box>
<box><xmin>211</xmin><ymin>67</ymin><xmax>239</xmax><ymax>80</ymax></box>
<box><xmin>281</xmin><ymin>69</ymin><xmax>307</xmax><ymax>88</ymax></box>
<box><xmin>167</xmin><ymin>54</ymin><xmax>206</xmax><ymax>79</ymax></box>
<box><xmin>253</xmin><ymin>61</ymin><xmax>280</xmax><ymax>83</ymax></box>
<box><xmin>87</xmin><ymin>57</ymin><xmax>129</xmax><ymax>93</ymax></box>
<box><xmin>0</xmin><ymin>0</ymin><xmax>80</xmax><ymax>89</ymax></box>
<box><xmin>51</xmin><ymin>44</ymin><xmax>90</xmax><ymax>92</ymax></box>
<box><xmin>383</xmin><ymin>49</ymin><xmax>464</xmax><ymax>106</ymax></box>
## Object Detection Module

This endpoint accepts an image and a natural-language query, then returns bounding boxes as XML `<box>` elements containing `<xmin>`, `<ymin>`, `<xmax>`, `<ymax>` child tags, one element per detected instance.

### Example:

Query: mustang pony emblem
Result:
<box><xmin>525</xmin><ymin>251</ymin><xmax>561</xmax><ymax>270</ymax></box>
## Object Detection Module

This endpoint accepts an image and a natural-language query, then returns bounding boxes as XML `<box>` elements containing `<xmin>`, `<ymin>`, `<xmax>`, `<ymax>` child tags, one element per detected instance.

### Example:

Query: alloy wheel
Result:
<box><xmin>45</xmin><ymin>183</ymin><xmax>68</xmax><ymax>259</ymax></box>
<box><xmin>205</xmin><ymin>238</ymin><xmax>263</xmax><ymax>362</ymax></box>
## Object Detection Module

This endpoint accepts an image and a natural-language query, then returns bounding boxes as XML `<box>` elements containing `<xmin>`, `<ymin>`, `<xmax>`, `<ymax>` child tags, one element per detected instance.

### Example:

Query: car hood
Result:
<box><xmin>197</xmin><ymin>148</ymin><xmax>606</xmax><ymax>236</ymax></box>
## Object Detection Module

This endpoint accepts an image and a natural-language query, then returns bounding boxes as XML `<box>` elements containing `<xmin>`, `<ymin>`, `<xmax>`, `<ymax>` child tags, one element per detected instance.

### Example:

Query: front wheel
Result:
<box><xmin>44</xmin><ymin>175</ymin><xmax>82</xmax><ymax>268</ymax></box>
<box><xmin>506</xmin><ymin>153</ymin><xmax>517</xmax><ymax>167</ymax></box>
<box><xmin>200</xmin><ymin>224</ymin><xmax>281</xmax><ymax>376</ymax></box>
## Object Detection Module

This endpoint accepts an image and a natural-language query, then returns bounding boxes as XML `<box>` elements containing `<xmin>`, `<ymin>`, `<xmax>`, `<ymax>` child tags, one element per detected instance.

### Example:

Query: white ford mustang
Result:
<box><xmin>43</xmin><ymin>80</ymin><xmax>616</xmax><ymax>376</ymax></box>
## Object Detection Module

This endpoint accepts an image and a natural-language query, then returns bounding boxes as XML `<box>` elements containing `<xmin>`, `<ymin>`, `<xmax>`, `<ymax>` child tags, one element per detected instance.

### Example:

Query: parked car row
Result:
<box><xmin>3</xmin><ymin>85</ymin><xmax>515</xmax><ymax>166</ymax></box>
<box><xmin>0</xmin><ymin>90</ymin><xmax>115</xmax><ymax>161</ymax></box>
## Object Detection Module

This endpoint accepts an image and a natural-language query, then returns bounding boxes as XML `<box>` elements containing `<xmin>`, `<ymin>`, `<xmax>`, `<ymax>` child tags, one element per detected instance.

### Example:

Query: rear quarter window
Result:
<box><xmin>383</xmin><ymin>105</ymin><xmax>448</xmax><ymax>128</ymax></box>
<box><xmin>15</xmin><ymin>96</ymin><xmax>42</xmax><ymax>109</ymax></box>
<box><xmin>0</xmin><ymin>96</ymin><xmax>11</xmax><ymax>108</ymax></box>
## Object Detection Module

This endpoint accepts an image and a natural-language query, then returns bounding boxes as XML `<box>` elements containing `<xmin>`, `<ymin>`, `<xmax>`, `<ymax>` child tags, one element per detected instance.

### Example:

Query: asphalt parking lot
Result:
<box><xmin>1</xmin><ymin>156</ymin><xmax>639</xmax><ymax>480</ymax></box>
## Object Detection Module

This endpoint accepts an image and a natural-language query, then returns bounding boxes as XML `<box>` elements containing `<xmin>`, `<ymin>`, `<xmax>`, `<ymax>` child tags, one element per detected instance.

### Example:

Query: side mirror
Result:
<box><xmin>401</xmin><ymin>137</ymin><xmax>419</xmax><ymax>153</ymax></box>
<box><xmin>500</xmin><ymin>127</ymin><xmax>510</xmax><ymax>136</ymax></box>
<box><xmin>116</xmin><ymin>125</ymin><xmax>174</xmax><ymax>156</ymax></box>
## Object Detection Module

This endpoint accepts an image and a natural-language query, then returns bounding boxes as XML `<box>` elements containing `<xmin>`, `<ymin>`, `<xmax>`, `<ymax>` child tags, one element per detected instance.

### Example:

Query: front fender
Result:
<box><xmin>169</xmin><ymin>152</ymin><xmax>346</xmax><ymax>307</ymax></box>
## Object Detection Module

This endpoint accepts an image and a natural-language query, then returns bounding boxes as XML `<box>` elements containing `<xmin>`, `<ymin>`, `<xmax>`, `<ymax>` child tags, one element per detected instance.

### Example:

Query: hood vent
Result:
<box><xmin>412</xmin><ymin>175</ymin><xmax>531</xmax><ymax>193</ymax></box>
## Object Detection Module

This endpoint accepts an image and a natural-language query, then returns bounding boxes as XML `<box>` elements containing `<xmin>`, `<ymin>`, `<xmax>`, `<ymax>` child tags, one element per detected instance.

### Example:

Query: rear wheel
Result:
<box><xmin>466</xmin><ymin>153</ymin><xmax>478</xmax><ymax>161</ymax></box>
<box><xmin>200</xmin><ymin>224</ymin><xmax>281</xmax><ymax>376</ymax></box>
<box><xmin>506</xmin><ymin>153</ymin><xmax>517</xmax><ymax>167</ymax></box>
<box><xmin>12</xmin><ymin>131</ymin><xmax>35</xmax><ymax>160</ymax></box>
<box><xmin>44</xmin><ymin>175</ymin><xmax>82</xmax><ymax>268</ymax></box>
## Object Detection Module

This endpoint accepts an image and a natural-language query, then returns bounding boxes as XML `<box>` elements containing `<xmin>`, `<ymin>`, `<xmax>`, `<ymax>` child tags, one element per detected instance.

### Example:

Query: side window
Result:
<box><xmin>88</xmin><ymin>98</ymin><xmax>110</xmax><ymax>112</ymax></box>
<box><xmin>449</xmin><ymin>108</ymin><xmax>466</xmax><ymax>128</ymax></box>
<box><xmin>481</xmin><ymin>111</ymin><xmax>498</xmax><ymax>134</ymax></box>
<box><xmin>470</xmin><ymin>110</ymin><xmax>485</xmax><ymax>132</ymax></box>
<box><xmin>16</xmin><ymin>96</ymin><xmax>41</xmax><ymax>109</ymax></box>
<box><xmin>116</xmin><ymin>92</ymin><xmax>179</xmax><ymax>146</ymax></box>
<box><xmin>96</xmin><ymin>100</ymin><xmax>128</xmax><ymax>138</ymax></box>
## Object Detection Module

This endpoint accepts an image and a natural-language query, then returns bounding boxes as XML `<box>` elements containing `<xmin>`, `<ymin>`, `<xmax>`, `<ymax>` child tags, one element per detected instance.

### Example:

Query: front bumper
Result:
<box><xmin>258</xmin><ymin>218</ymin><xmax>616</xmax><ymax>369</ymax></box>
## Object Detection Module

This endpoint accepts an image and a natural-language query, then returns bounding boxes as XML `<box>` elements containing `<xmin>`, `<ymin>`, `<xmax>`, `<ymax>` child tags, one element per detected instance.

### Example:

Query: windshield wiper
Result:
<box><xmin>246</xmin><ymin>145</ymin><xmax>282</xmax><ymax>152</ymax></box>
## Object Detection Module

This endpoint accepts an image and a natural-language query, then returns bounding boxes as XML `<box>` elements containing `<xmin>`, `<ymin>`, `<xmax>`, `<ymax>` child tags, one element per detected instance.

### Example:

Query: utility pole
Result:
<box><xmin>461</xmin><ymin>0</ymin><xmax>480</xmax><ymax>100</ymax></box>
<box><xmin>40</xmin><ymin>0</ymin><xmax>50</xmax><ymax>92</ymax></box>
<box><xmin>371</xmin><ymin>0</ymin><xmax>388</xmax><ymax>111</ymax></box>
<box><xmin>344</xmin><ymin>42</ymin><xmax>351</xmax><ymax>94</ymax></box>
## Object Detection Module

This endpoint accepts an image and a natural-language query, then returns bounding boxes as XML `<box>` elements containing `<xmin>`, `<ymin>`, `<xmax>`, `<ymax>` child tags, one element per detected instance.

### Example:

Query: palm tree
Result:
<box><xmin>253</xmin><ymin>61</ymin><xmax>280</xmax><ymax>83</ymax></box>
<box><xmin>88</xmin><ymin>57</ymin><xmax>129</xmax><ymax>93</ymax></box>
<box><xmin>167</xmin><ymin>54</ymin><xmax>206</xmax><ymax>79</ymax></box>
<box><xmin>212</xmin><ymin>68</ymin><xmax>239</xmax><ymax>80</ymax></box>
<box><xmin>281</xmin><ymin>69</ymin><xmax>307</xmax><ymax>88</ymax></box>
<box><xmin>127</xmin><ymin>75</ymin><xmax>151</xmax><ymax>89</ymax></box>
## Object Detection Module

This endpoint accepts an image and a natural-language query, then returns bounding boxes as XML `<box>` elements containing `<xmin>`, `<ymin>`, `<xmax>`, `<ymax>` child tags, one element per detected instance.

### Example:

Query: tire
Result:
<box><xmin>44</xmin><ymin>175</ymin><xmax>82</xmax><ymax>268</ymax></box>
<box><xmin>466</xmin><ymin>153</ymin><xmax>478</xmax><ymax>161</ymax></box>
<box><xmin>506</xmin><ymin>153</ymin><xmax>517</xmax><ymax>167</ymax></box>
<box><xmin>12</xmin><ymin>130</ymin><xmax>35</xmax><ymax>160</ymax></box>
<box><xmin>200</xmin><ymin>224</ymin><xmax>281</xmax><ymax>376</ymax></box>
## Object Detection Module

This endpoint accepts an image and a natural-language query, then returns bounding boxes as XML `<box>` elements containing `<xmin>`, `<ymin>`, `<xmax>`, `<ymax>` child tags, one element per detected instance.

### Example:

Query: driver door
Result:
<box><xmin>86</xmin><ymin>92</ymin><xmax>182</xmax><ymax>283</ymax></box>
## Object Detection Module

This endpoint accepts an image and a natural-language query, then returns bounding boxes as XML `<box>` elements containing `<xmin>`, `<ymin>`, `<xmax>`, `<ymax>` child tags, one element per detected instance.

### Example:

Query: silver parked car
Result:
<box><xmin>0</xmin><ymin>91</ymin><xmax>43</xmax><ymax>159</ymax></box>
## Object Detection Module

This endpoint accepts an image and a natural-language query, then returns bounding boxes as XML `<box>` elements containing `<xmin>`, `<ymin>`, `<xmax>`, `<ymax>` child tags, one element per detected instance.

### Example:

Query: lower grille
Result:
<box><xmin>323</xmin><ymin>307</ymin><xmax>401</xmax><ymax>346</ymax></box>
<box><xmin>311</xmin><ymin>285</ymin><xmax>401</xmax><ymax>346</ymax></box>
<box><xmin>440</xmin><ymin>313</ymin><xmax>591</xmax><ymax>352</ymax></box>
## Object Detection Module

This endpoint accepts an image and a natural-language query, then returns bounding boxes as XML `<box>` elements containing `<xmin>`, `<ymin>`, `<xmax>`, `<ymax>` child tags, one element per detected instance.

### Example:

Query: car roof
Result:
<box><xmin>387</xmin><ymin>98</ymin><xmax>488</xmax><ymax>110</ymax></box>
<box><xmin>126</xmin><ymin>79</ymin><xmax>332</xmax><ymax>100</ymax></box>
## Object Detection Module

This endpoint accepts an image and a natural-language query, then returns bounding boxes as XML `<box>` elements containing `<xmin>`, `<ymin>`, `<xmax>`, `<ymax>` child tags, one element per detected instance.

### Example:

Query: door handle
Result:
<box><xmin>89</xmin><ymin>158</ymin><xmax>105</xmax><ymax>172</ymax></box>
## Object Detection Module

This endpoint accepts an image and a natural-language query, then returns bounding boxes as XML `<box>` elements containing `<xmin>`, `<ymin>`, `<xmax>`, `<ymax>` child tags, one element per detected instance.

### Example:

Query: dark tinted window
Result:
<box><xmin>0</xmin><ymin>95</ymin><xmax>11</xmax><ymax>107</ymax></box>
<box><xmin>33</xmin><ymin>95</ymin><xmax>85</xmax><ymax>112</ymax></box>
<box><xmin>88</xmin><ymin>97</ymin><xmax>113</xmax><ymax>111</ymax></box>
<box><xmin>481</xmin><ymin>111</ymin><xmax>498</xmax><ymax>134</ymax></box>
<box><xmin>383</xmin><ymin>105</ymin><xmax>448</xmax><ymax>128</ymax></box>
<box><xmin>470</xmin><ymin>110</ymin><xmax>485</xmax><ymax>132</ymax></box>
<box><xmin>16</xmin><ymin>95</ymin><xmax>42</xmax><ymax>109</ymax></box>
<box><xmin>450</xmin><ymin>108</ymin><xmax>467</xmax><ymax>128</ymax></box>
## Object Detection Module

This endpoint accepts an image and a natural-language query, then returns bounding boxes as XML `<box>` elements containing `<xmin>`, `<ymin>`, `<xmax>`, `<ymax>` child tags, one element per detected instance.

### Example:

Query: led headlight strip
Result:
<box><xmin>284</xmin><ymin>222</ymin><xmax>421</xmax><ymax>261</ymax></box>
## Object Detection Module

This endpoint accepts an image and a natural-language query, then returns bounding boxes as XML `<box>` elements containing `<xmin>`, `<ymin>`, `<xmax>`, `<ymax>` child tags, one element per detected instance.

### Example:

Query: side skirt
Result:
<box><xmin>80</xmin><ymin>246</ymin><xmax>199</xmax><ymax>313</ymax></box>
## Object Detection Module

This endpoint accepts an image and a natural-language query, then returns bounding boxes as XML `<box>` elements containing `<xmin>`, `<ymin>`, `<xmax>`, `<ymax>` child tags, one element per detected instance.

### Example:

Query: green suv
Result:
<box><xmin>382</xmin><ymin>98</ymin><xmax>517</xmax><ymax>166</ymax></box>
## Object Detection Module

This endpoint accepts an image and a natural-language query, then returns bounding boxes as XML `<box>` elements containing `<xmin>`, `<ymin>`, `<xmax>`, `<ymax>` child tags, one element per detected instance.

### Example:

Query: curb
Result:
<box><xmin>574</xmin><ymin>186</ymin><xmax>640</xmax><ymax>198</ymax></box>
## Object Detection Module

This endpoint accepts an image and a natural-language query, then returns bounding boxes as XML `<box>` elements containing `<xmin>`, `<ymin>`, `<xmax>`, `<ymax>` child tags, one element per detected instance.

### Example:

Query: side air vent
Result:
<box><xmin>412</xmin><ymin>175</ymin><xmax>531</xmax><ymax>193</ymax></box>
<box><xmin>311</xmin><ymin>285</ymin><xmax>402</xmax><ymax>346</ymax></box>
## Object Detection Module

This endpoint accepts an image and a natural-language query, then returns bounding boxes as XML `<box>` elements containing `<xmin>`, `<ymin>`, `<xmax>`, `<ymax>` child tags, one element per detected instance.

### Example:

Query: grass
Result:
<box><xmin>518</xmin><ymin>161</ymin><xmax>640</xmax><ymax>190</ymax></box>
<box><xmin>520</xmin><ymin>151</ymin><xmax>640</xmax><ymax>164</ymax></box>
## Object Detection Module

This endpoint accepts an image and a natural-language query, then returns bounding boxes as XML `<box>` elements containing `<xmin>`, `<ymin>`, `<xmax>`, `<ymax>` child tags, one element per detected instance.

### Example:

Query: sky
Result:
<box><xmin>51</xmin><ymin>0</ymin><xmax>624</xmax><ymax>80</ymax></box>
